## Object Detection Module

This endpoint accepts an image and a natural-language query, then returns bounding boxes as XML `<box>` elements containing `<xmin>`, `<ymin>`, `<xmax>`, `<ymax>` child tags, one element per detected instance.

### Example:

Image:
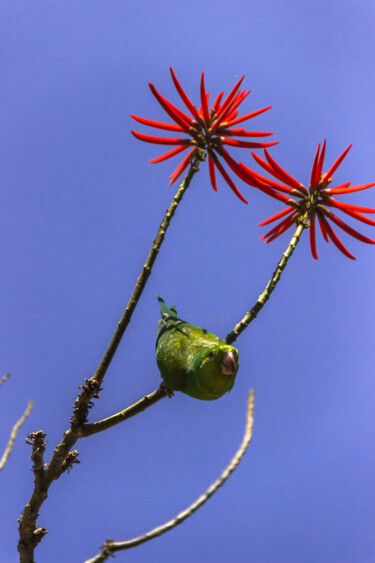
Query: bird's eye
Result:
<box><xmin>208</xmin><ymin>351</ymin><xmax>214</xmax><ymax>360</ymax></box>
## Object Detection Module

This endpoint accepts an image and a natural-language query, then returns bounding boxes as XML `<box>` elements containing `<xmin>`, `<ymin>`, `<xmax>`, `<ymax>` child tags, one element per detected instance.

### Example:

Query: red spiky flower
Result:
<box><xmin>131</xmin><ymin>68</ymin><xmax>277</xmax><ymax>204</ymax></box>
<box><xmin>236</xmin><ymin>141</ymin><xmax>375</xmax><ymax>259</ymax></box>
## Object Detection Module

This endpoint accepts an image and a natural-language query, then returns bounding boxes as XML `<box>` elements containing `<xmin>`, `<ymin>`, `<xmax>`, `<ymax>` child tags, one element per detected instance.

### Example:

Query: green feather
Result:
<box><xmin>156</xmin><ymin>295</ymin><xmax>239</xmax><ymax>401</ymax></box>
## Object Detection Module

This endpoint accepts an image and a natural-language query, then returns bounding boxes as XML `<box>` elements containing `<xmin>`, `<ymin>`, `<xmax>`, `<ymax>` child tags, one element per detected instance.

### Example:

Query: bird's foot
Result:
<box><xmin>160</xmin><ymin>381</ymin><xmax>174</xmax><ymax>398</ymax></box>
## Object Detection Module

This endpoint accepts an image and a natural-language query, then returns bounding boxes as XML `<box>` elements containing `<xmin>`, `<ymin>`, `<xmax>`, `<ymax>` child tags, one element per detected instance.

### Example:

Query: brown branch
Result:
<box><xmin>78</xmin><ymin>387</ymin><xmax>166</xmax><ymax>438</ymax></box>
<box><xmin>0</xmin><ymin>372</ymin><xmax>11</xmax><ymax>387</ymax></box>
<box><xmin>0</xmin><ymin>400</ymin><xmax>33</xmax><ymax>472</ymax></box>
<box><xmin>85</xmin><ymin>390</ymin><xmax>255</xmax><ymax>563</ymax></box>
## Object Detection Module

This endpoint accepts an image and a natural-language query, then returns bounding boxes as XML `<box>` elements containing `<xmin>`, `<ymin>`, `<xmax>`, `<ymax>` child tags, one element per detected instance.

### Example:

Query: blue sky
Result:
<box><xmin>1</xmin><ymin>2</ymin><xmax>374</xmax><ymax>562</ymax></box>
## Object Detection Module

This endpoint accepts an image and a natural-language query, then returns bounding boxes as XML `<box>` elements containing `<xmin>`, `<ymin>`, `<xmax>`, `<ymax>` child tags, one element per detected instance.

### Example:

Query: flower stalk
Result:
<box><xmin>225</xmin><ymin>222</ymin><xmax>306</xmax><ymax>345</ymax></box>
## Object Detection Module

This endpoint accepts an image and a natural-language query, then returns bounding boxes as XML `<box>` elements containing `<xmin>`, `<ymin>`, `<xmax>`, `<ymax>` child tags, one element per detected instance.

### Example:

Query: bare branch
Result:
<box><xmin>0</xmin><ymin>400</ymin><xmax>33</xmax><ymax>472</ymax></box>
<box><xmin>78</xmin><ymin>386</ymin><xmax>166</xmax><ymax>437</ymax></box>
<box><xmin>85</xmin><ymin>390</ymin><xmax>255</xmax><ymax>563</ymax></box>
<box><xmin>0</xmin><ymin>372</ymin><xmax>11</xmax><ymax>387</ymax></box>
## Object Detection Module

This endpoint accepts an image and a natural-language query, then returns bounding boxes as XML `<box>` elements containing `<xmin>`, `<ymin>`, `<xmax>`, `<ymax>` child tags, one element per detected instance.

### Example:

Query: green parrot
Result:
<box><xmin>156</xmin><ymin>295</ymin><xmax>239</xmax><ymax>400</ymax></box>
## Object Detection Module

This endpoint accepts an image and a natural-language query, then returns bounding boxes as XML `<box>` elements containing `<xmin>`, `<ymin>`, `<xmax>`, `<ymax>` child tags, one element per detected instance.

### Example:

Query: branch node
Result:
<box><xmin>61</xmin><ymin>450</ymin><xmax>80</xmax><ymax>473</ymax></box>
<box><xmin>71</xmin><ymin>378</ymin><xmax>102</xmax><ymax>427</ymax></box>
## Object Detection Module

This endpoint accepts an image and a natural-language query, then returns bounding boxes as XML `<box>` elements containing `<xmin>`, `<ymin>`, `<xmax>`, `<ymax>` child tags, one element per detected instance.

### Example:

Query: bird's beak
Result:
<box><xmin>221</xmin><ymin>351</ymin><xmax>236</xmax><ymax>375</ymax></box>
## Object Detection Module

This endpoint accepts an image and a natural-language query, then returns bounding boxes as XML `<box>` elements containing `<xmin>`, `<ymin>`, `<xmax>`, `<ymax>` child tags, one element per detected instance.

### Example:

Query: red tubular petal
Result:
<box><xmin>213</xmin><ymin>159</ymin><xmax>248</xmax><ymax>203</ymax></box>
<box><xmin>149</xmin><ymin>83</ymin><xmax>192</xmax><ymax>130</ymax></box>
<box><xmin>261</xmin><ymin>213</ymin><xmax>295</xmax><ymax>240</ymax></box>
<box><xmin>131</xmin><ymin>130</ymin><xmax>189</xmax><ymax>145</ymax></box>
<box><xmin>168</xmin><ymin>148</ymin><xmax>196</xmax><ymax>185</ymax></box>
<box><xmin>317</xmin><ymin>214</ymin><xmax>329</xmax><ymax>242</ymax></box>
<box><xmin>322</xmin><ymin>144</ymin><xmax>352</xmax><ymax>182</ymax></box>
<box><xmin>327</xmin><ymin>198</ymin><xmax>375</xmax><ymax>214</ymax></box>
<box><xmin>323</xmin><ymin>210</ymin><xmax>375</xmax><ymax>244</ymax></box>
<box><xmin>208</xmin><ymin>154</ymin><xmax>218</xmax><ymax>192</ymax></box>
<box><xmin>315</xmin><ymin>139</ymin><xmax>326</xmax><ymax>181</ymax></box>
<box><xmin>225</xmin><ymin>128</ymin><xmax>273</xmax><ymax>137</ymax></box>
<box><xmin>214</xmin><ymin>75</ymin><xmax>245</xmax><ymax>122</ymax></box>
<box><xmin>338</xmin><ymin>207</ymin><xmax>375</xmax><ymax>226</ymax></box>
<box><xmin>130</xmin><ymin>114</ymin><xmax>184</xmax><ymax>132</ymax></box>
<box><xmin>263</xmin><ymin>215</ymin><xmax>296</xmax><ymax>243</ymax></box>
<box><xmin>216</xmin><ymin>91</ymin><xmax>250</xmax><ymax>128</ymax></box>
<box><xmin>309</xmin><ymin>216</ymin><xmax>318</xmax><ymax>259</ymax></box>
<box><xmin>252</xmin><ymin>150</ymin><xmax>279</xmax><ymax>175</ymax></box>
<box><xmin>238</xmin><ymin>163</ymin><xmax>297</xmax><ymax>203</ymax></box>
<box><xmin>328</xmin><ymin>182</ymin><xmax>375</xmax><ymax>195</ymax></box>
<box><xmin>150</xmin><ymin>145</ymin><xmax>189</xmax><ymax>163</ymax></box>
<box><xmin>212</xmin><ymin>92</ymin><xmax>224</xmax><ymax>113</ymax></box>
<box><xmin>200</xmin><ymin>73</ymin><xmax>210</xmax><ymax>121</ymax></box>
<box><xmin>263</xmin><ymin>149</ymin><xmax>303</xmax><ymax>190</ymax></box>
<box><xmin>319</xmin><ymin>216</ymin><xmax>356</xmax><ymax>259</ymax></box>
<box><xmin>169</xmin><ymin>67</ymin><xmax>200</xmax><ymax>120</ymax></box>
<box><xmin>258</xmin><ymin>206</ymin><xmax>295</xmax><ymax>226</ymax></box>
<box><xmin>222</xmin><ymin>138</ymin><xmax>278</xmax><ymax>149</ymax></box>
<box><xmin>310</xmin><ymin>143</ymin><xmax>321</xmax><ymax>187</ymax></box>
<box><xmin>226</xmin><ymin>106</ymin><xmax>272</xmax><ymax>127</ymax></box>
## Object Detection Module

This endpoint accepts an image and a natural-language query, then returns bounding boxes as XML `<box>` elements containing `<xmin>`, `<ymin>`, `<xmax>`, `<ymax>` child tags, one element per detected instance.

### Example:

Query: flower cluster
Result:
<box><xmin>237</xmin><ymin>142</ymin><xmax>375</xmax><ymax>259</ymax></box>
<box><xmin>132</xmin><ymin>70</ymin><xmax>375</xmax><ymax>259</ymax></box>
<box><xmin>131</xmin><ymin>68</ymin><xmax>277</xmax><ymax>203</ymax></box>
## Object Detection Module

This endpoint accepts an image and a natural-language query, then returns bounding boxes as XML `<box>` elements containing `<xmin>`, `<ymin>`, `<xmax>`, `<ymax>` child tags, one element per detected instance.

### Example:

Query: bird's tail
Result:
<box><xmin>157</xmin><ymin>294</ymin><xmax>178</xmax><ymax>318</ymax></box>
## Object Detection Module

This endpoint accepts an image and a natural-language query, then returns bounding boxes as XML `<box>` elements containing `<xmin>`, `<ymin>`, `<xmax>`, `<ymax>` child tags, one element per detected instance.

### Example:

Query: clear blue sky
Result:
<box><xmin>1</xmin><ymin>2</ymin><xmax>375</xmax><ymax>562</ymax></box>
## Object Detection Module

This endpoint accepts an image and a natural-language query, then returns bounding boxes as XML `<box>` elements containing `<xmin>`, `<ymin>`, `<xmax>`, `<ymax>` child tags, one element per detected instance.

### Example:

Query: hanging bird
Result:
<box><xmin>156</xmin><ymin>295</ymin><xmax>239</xmax><ymax>400</ymax></box>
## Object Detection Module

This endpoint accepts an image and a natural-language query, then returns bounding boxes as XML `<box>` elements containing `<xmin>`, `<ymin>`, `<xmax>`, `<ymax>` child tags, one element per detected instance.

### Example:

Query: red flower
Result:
<box><xmin>131</xmin><ymin>68</ymin><xmax>277</xmax><ymax>203</ymax></box>
<box><xmin>237</xmin><ymin>141</ymin><xmax>375</xmax><ymax>259</ymax></box>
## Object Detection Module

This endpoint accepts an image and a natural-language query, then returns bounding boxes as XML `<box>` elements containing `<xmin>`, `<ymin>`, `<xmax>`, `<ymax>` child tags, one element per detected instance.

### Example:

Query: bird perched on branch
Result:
<box><xmin>156</xmin><ymin>295</ymin><xmax>239</xmax><ymax>400</ymax></box>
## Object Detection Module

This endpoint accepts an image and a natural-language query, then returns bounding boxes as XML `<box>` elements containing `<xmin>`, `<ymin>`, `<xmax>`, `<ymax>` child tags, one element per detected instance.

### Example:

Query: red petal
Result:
<box><xmin>317</xmin><ymin>214</ymin><xmax>329</xmax><ymax>242</ymax></box>
<box><xmin>222</xmin><ymin>138</ymin><xmax>278</xmax><ymax>149</ymax></box>
<box><xmin>150</xmin><ymin>145</ymin><xmax>189</xmax><ymax>163</ymax></box>
<box><xmin>149</xmin><ymin>83</ymin><xmax>192</xmax><ymax>130</ymax></box>
<box><xmin>310</xmin><ymin>143</ymin><xmax>321</xmax><ymax>187</ymax></box>
<box><xmin>263</xmin><ymin>214</ymin><xmax>296</xmax><ymax>243</ymax></box>
<box><xmin>214</xmin><ymin>76</ymin><xmax>245</xmax><ymax>124</ymax></box>
<box><xmin>212</xmin><ymin>92</ymin><xmax>224</xmax><ymax>113</ymax></box>
<box><xmin>130</xmin><ymin>114</ymin><xmax>184</xmax><ymax>132</ymax></box>
<box><xmin>327</xmin><ymin>198</ymin><xmax>375</xmax><ymax>214</ymax></box>
<box><xmin>208</xmin><ymin>154</ymin><xmax>218</xmax><ymax>192</ymax></box>
<box><xmin>328</xmin><ymin>182</ymin><xmax>375</xmax><ymax>195</ymax></box>
<box><xmin>319</xmin><ymin>216</ymin><xmax>356</xmax><ymax>259</ymax></box>
<box><xmin>309</xmin><ymin>216</ymin><xmax>318</xmax><ymax>259</ymax></box>
<box><xmin>200</xmin><ymin>73</ymin><xmax>210</xmax><ymax>121</ymax></box>
<box><xmin>213</xmin><ymin>159</ymin><xmax>248</xmax><ymax>203</ymax></box>
<box><xmin>338</xmin><ymin>207</ymin><xmax>375</xmax><ymax>226</ymax></box>
<box><xmin>258</xmin><ymin>206</ymin><xmax>295</xmax><ymax>226</ymax></box>
<box><xmin>238</xmin><ymin>163</ymin><xmax>296</xmax><ymax>204</ymax></box>
<box><xmin>226</xmin><ymin>106</ymin><xmax>272</xmax><ymax>127</ymax></box>
<box><xmin>225</xmin><ymin>128</ymin><xmax>273</xmax><ymax>138</ymax></box>
<box><xmin>315</xmin><ymin>139</ymin><xmax>326</xmax><ymax>181</ymax></box>
<box><xmin>131</xmin><ymin>130</ymin><xmax>189</xmax><ymax>146</ymax></box>
<box><xmin>323</xmin><ymin>210</ymin><xmax>375</xmax><ymax>244</ymax></box>
<box><xmin>263</xmin><ymin>149</ymin><xmax>303</xmax><ymax>190</ymax></box>
<box><xmin>168</xmin><ymin>148</ymin><xmax>196</xmax><ymax>185</ymax></box>
<box><xmin>322</xmin><ymin>144</ymin><xmax>352</xmax><ymax>182</ymax></box>
<box><xmin>169</xmin><ymin>67</ymin><xmax>200</xmax><ymax>120</ymax></box>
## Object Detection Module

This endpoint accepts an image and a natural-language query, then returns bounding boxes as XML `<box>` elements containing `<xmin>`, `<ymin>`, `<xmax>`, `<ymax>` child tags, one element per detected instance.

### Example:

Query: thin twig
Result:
<box><xmin>85</xmin><ymin>390</ymin><xmax>255</xmax><ymax>563</ymax></box>
<box><xmin>0</xmin><ymin>400</ymin><xmax>33</xmax><ymax>472</ymax></box>
<box><xmin>78</xmin><ymin>387</ymin><xmax>166</xmax><ymax>437</ymax></box>
<box><xmin>0</xmin><ymin>372</ymin><xmax>11</xmax><ymax>387</ymax></box>
<box><xmin>225</xmin><ymin>223</ymin><xmax>306</xmax><ymax>345</ymax></box>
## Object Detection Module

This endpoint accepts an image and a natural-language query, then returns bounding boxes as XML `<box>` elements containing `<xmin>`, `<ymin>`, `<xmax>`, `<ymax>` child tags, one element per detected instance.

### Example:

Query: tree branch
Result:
<box><xmin>78</xmin><ymin>387</ymin><xmax>166</xmax><ymax>437</ymax></box>
<box><xmin>0</xmin><ymin>400</ymin><xmax>33</xmax><ymax>472</ymax></box>
<box><xmin>85</xmin><ymin>390</ymin><xmax>255</xmax><ymax>563</ymax></box>
<box><xmin>225</xmin><ymin>223</ymin><xmax>305</xmax><ymax>345</ymax></box>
